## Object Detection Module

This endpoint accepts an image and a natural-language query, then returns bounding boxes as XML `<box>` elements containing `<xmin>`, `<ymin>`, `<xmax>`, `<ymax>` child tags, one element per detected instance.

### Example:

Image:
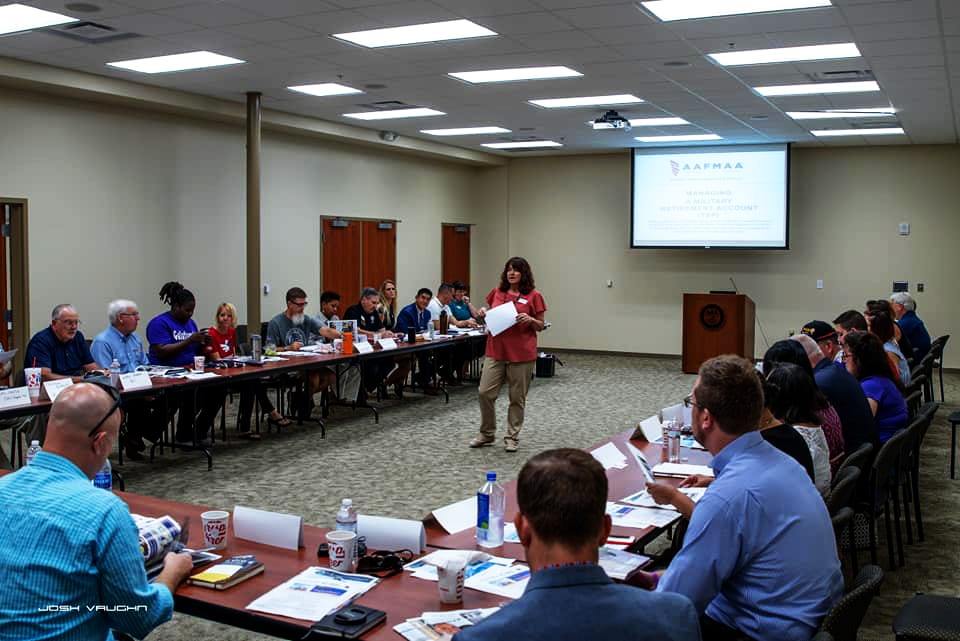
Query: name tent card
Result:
<box><xmin>41</xmin><ymin>379</ymin><xmax>73</xmax><ymax>402</ymax></box>
<box><xmin>233</xmin><ymin>505</ymin><xmax>303</xmax><ymax>551</ymax></box>
<box><xmin>354</xmin><ymin>341</ymin><xmax>374</xmax><ymax>355</ymax></box>
<box><xmin>120</xmin><ymin>371</ymin><xmax>153</xmax><ymax>391</ymax></box>
<box><xmin>378</xmin><ymin>338</ymin><xmax>398</xmax><ymax>351</ymax></box>
<box><xmin>0</xmin><ymin>386</ymin><xmax>32</xmax><ymax>409</ymax></box>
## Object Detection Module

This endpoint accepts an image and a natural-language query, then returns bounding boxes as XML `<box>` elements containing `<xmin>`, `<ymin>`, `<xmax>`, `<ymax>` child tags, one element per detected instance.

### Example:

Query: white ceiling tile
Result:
<box><xmin>554</xmin><ymin>4</ymin><xmax>652</xmax><ymax>29</ymax></box>
<box><xmin>944</xmin><ymin>20</ymin><xmax>960</xmax><ymax>36</ymax></box>
<box><xmin>533</xmin><ymin>0</ymin><xmax>638</xmax><ymax>10</ymax></box>
<box><xmin>223</xmin><ymin>0</ymin><xmax>340</xmax><ymax>18</ymax></box>
<box><xmin>585</xmin><ymin>24</ymin><xmax>680</xmax><ymax>46</ymax></box>
<box><xmin>221</xmin><ymin>19</ymin><xmax>320</xmax><ymax>42</ymax></box>
<box><xmin>155</xmin><ymin>28</ymin><xmax>256</xmax><ymax>50</ymax></box>
<box><xmin>471</xmin><ymin>12</ymin><xmax>575</xmax><ymax>35</ymax></box>
<box><xmin>612</xmin><ymin>40</ymin><xmax>699</xmax><ymax>60</ymax></box>
<box><xmin>291</xmin><ymin>10</ymin><xmax>387</xmax><ymax>34</ymax></box>
<box><xmin>154</xmin><ymin>3</ymin><xmax>264</xmax><ymax>28</ymax></box>
<box><xmin>763</xmin><ymin>27</ymin><xmax>856</xmax><ymax>47</ymax></box>
<box><xmin>105</xmin><ymin>12</ymin><xmax>206</xmax><ymax>36</ymax></box>
<box><xmin>860</xmin><ymin>38</ymin><xmax>942</xmax><ymax>57</ymax></box>
<box><xmin>869</xmin><ymin>53</ymin><xmax>946</xmax><ymax>69</ymax></box>
<box><xmin>355</xmin><ymin>1</ymin><xmax>459</xmax><ymax>25</ymax></box>
<box><xmin>434</xmin><ymin>0</ymin><xmax>543</xmax><ymax>17</ymax></box>
<box><xmin>840</xmin><ymin>0</ymin><xmax>937</xmax><ymax>24</ymax></box>
<box><xmin>853</xmin><ymin>21</ymin><xmax>941</xmax><ymax>42</ymax></box>
<box><xmin>273</xmin><ymin>35</ymin><xmax>361</xmax><ymax>56</ymax></box>
<box><xmin>0</xmin><ymin>32</ymin><xmax>87</xmax><ymax>53</ymax></box>
<box><xmin>109</xmin><ymin>0</ymin><xmax>200</xmax><ymax>8</ymax></box>
<box><xmin>24</xmin><ymin>0</ymin><xmax>140</xmax><ymax>19</ymax></box>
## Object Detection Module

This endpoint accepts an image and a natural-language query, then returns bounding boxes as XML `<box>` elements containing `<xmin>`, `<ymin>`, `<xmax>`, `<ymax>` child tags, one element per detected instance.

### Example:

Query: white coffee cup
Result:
<box><xmin>326</xmin><ymin>530</ymin><xmax>357</xmax><ymax>572</ymax></box>
<box><xmin>25</xmin><ymin>368</ymin><xmax>41</xmax><ymax>399</ymax></box>
<box><xmin>437</xmin><ymin>559</ymin><xmax>466</xmax><ymax>604</ymax></box>
<box><xmin>194</xmin><ymin>356</ymin><xmax>205</xmax><ymax>371</ymax></box>
<box><xmin>201</xmin><ymin>510</ymin><xmax>230</xmax><ymax>550</ymax></box>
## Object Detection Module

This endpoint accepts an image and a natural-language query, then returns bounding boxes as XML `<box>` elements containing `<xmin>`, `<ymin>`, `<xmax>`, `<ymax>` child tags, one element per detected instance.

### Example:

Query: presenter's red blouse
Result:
<box><xmin>484</xmin><ymin>288</ymin><xmax>547</xmax><ymax>363</ymax></box>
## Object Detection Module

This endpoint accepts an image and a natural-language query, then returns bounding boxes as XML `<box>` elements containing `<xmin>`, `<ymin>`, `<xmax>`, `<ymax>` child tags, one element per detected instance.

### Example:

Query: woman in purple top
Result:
<box><xmin>146</xmin><ymin>281</ymin><xmax>223</xmax><ymax>444</ymax></box>
<box><xmin>842</xmin><ymin>331</ymin><xmax>908</xmax><ymax>444</ymax></box>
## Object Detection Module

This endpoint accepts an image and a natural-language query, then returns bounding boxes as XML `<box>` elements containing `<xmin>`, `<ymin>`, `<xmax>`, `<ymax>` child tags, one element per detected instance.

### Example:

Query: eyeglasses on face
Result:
<box><xmin>85</xmin><ymin>381</ymin><xmax>123</xmax><ymax>438</ymax></box>
<box><xmin>58</xmin><ymin>319</ymin><xmax>81</xmax><ymax>327</ymax></box>
<box><xmin>119</xmin><ymin>312</ymin><xmax>140</xmax><ymax>319</ymax></box>
<box><xmin>290</xmin><ymin>300</ymin><xmax>308</xmax><ymax>307</ymax></box>
<box><xmin>683</xmin><ymin>395</ymin><xmax>699</xmax><ymax>409</ymax></box>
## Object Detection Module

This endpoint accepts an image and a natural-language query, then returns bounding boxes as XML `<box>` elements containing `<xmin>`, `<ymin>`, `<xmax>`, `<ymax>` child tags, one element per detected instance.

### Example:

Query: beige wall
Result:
<box><xmin>479</xmin><ymin>145</ymin><xmax>959</xmax><ymax>365</ymax></box>
<box><xmin>0</xmin><ymin>89</ymin><xmax>484</xmax><ymax>338</ymax></box>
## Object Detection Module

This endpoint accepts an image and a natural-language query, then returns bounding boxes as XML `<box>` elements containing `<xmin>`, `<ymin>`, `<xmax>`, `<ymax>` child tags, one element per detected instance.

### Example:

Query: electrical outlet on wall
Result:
<box><xmin>917</xmin><ymin>283</ymin><xmax>925</xmax><ymax>293</ymax></box>
<box><xmin>816</xmin><ymin>279</ymin><xmax>824</xmax><ymax>289</ymax></box>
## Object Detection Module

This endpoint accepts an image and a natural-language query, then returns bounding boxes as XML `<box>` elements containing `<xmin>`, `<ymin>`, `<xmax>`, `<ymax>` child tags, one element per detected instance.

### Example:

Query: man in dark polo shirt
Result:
<box><xmin>344</xmin><ymin>288</ymin><xmax>409</xmax><ymax>399</ymax></box>
<box><xmin>25</xmin><ymin>304</ymin><xmax>105</xmax><ymax>381</ymax></box>
<box><xmin>797</xmin><ymin>322</ymin><xmax>876</xmax><ymax>453</ymax></box>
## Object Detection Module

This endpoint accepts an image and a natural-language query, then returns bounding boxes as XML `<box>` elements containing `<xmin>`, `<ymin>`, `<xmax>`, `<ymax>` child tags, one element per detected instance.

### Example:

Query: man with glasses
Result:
<box><xmin>92</xmin><ymin>299</ymin><xmax>164</xmax><ymax>460</ymax></box>
<box><xmin>0</xmin><ymin>382</ymin><xmax>192</xmax><ymax>639</ymax></box>
<box><xmin>25</xmin><ymin>304</ymin><xmax>106</xmax><ymax>382</ymax></box>
<box><xmin>267</xmin><ymin>287</ymin><xmax>335</xmax><ymax>419</ymax></box>
<box><xmin>632</xmin><ymin>355</ymin><xmax>842</xmax><ymax>641</ymax></box>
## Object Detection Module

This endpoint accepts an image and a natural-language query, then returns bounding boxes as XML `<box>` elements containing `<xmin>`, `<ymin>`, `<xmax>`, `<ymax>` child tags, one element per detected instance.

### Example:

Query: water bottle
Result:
<box><xmin>476</xmin><ymin>472</ymin><xmax>505</xmax><ymax>548</ymax></box>
<box><xmin>93</xmin><ymin>458</ymin><xmax>112</xmax><ymax>490</ymax></box>
<box><xmin>335</xmin><ymin>499</ymin><xmax>359</xmax><ymax>564</ymax></box>
<box><xmin>660</xmin><ymin>424</ymin><xmax>670</xmax><ymax>463</ymax></box>
<box><xmin>667</xmin><ymin>419</ymin><xmax>682</xmax><ymax>464</ymax></box>
<box><xmin>439</xmin><ymin>309</ymin><xmax>449</xmax><ymax>335</ymax></box>
<box><xmin>25</xmin><ymin>440</ymin><xmax>41</xmax><ymax>465</ymax></box>
<box><xmin>109</xmin><ymin>358</ymin><xmax>121</xmax><ymax>388</ymax></box>
<box><xmin>250</xmin><ymin>334</ymin><xmax>262</xmax><ymax>361</ymax></box>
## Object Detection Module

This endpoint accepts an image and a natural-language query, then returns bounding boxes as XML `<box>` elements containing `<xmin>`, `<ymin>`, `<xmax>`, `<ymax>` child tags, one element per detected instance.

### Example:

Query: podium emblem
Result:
<box><xmin>700</xmin><ymin>304</ymin><xmax>725</xmax><ymax>329</ymax></box>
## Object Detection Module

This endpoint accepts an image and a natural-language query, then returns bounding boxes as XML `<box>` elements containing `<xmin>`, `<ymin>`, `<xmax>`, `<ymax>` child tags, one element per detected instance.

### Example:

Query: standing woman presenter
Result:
<box><xmin>470</xmin><ymin>257</ymin><xmax>547</xmax><ymax>452</ymax></box>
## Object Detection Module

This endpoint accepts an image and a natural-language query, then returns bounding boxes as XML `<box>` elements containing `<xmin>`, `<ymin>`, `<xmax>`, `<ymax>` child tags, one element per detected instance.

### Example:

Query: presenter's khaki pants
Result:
<box><xmin>477</xmin><ymin>357</ymin><xmax>535</xmax><ymax>445</ymax></box>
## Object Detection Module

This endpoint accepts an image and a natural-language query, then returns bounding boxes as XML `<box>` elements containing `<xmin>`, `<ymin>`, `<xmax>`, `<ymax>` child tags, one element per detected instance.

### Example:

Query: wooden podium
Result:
<box><xmin>681</xmin><ymin>293</ymin><xmax>755</xmax><ymax>374</ymax></box>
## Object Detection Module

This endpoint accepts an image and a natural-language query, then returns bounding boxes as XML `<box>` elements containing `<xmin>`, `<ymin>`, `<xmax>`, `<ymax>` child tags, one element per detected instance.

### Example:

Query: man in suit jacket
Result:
<box><xmin>454</xmin><ymin>448</ymin><xmax>701</xmax><ymax>641</ymax></box>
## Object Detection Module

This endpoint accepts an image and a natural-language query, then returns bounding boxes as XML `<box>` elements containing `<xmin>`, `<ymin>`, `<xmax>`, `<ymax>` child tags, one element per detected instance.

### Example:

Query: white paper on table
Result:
<box><xmin>503</xmin><ymin>522</ymin><xmax>520</xmax><ymax>543</ymax></box>
<box><xmin>0</xmin><ymin>349</ymin><xmax>16</xmax><ymax>365</ymax></box>
<box><xmin>419</xmin><ymin>608</ymin><xmax>500</xmax><ymax>626</ymax></box>
<box><xmin>432</xmin><ymin>496</ymin><xmax>476</xmax><ymax>534</ymax></box>
<box><xmin>183</xmin><ymin>371</ymin><xmax>220</xmax><ymax>380</ymax></box>
<box><xmin>590</xmin><ymin>441</ymin><xmax>628</xmax><ymax>470</ymax></box>
<box><xmin>120</xmin><ymin>371</ymin><xmax>153</xmax><ymax>391</ymax></box>
<box><xmin>463</xmin><ymin>562</ymin><xmax>530</xmax><ymax>599</ymax></box>
<box><xmin>276</xmin><ymin>351</ymin><xmax>315</xmax><ymax>357</ymax></box>
<box><xmin>467</xmin><ymin>330</ymin><xmax>484</xmax><ymax>337</ymax></box>
<box><xmin>620</xmin><ymin>487</ymin><xmax>707</xmax><ymax>511</ymax></box>
<box><xmin>681</xmin><ymin>436</ymin><xmax>707</xmax><ymax>450</ymax></box>
<box><xmin>379</xmin><ymin>338</ymin><xmax>398</xmax><ymax>351</ymax></box>
<box><xmin>246</xmin><ymin>566</ymin><xmax>378</xmax><ymax>621</ymax></box>
<box><xmin>651</xmin><ymin>462</ymin><xmax>715</xmax><ymax>478</ymax></box>
<box><xmin>358</xmin><ymin>514</ymin><xmax>425</xmax><ymax>552</ymax></box>
<box><xmin>626</xmin><ymin>443</ymin><xmax>656</xmax><ymax>483</ymax></box>
<box><xmin>605</xmin><ymin>502</ymin><xmax>680</xmax><ymax>529</ymax></box>
<box><xmin>483</xmin><ymin>301</ymin><xmax>518</xmax><ymax>337</ymax></box>
<box><xmin>638</xmin><ymin>415</ymin><xmax>663</xmax><ymax>443</ymax></box>
<box><xmin>598</xmin><ymin>546</ymin><xmax>650</xmax><ymax>580</ymax></box>
<box><xmin>233</xmin><ymin>505</ymin><xmax>303</xmax><ymax>550</ymax></box>
<box><xmin>0</xmin><ymin>386</ymin><xmax>31</xmax><ymax>410</ymax></box>
<box><xmin>41</xmin><ymin>378</ymin><xmax>73</xmax><ymax>402</ymax></box>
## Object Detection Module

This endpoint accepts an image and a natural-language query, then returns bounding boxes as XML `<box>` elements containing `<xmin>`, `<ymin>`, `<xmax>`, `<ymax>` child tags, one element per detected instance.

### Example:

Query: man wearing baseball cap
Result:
<box><xmin>799</xmin><ymin>320</ymin><xmax>876</xmax><ymax>453</ymax></box>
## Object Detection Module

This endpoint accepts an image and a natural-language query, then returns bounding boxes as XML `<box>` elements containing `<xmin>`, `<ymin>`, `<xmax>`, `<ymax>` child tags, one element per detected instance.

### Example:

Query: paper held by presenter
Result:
<box><xmin>483</xmin><ymin>301</ymin><xmax>518</xmax><ymax>337</ymax></box>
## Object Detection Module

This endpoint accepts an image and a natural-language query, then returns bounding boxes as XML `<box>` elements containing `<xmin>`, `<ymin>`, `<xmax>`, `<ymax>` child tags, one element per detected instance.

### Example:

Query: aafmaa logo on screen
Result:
<box><xmin>670</xmin><ymin>159</ymin><xmax>744</xmax><ymax>176</ymax></box>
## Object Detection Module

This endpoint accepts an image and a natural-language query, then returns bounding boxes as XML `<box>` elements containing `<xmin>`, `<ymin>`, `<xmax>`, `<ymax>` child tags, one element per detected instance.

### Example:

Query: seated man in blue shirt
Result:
<box><xmin>634</xmin><ymin>355</ymin><xmax>843</xmax><ymax>641</ymax></box>
<box><xmin>25</xmin><ymin>304</ymin><xmax>106</xmax><ymax>381</ymax></box>
<box><xmin>394</xmin><ymin>288</ymin><xmax>437</xmax><ymax>394</ymax></box>
<box><xmin>890</xmin><ymin>292</ymin><xmax>932</xmax><ymax>361</ymax></box>
<box><xmin>91</xmin><ymin>299</ymin><xmax>164</xmax><ymax>460</ymax></box>
<box><xmin>0</xmin><ymin>382</ymin><xmax>192</xmax><ymax>640</ymax></box>
<box><xmin>455</xmin><ymin>448</ymin><xmax>700</xmax><ymax>641</ymax></box>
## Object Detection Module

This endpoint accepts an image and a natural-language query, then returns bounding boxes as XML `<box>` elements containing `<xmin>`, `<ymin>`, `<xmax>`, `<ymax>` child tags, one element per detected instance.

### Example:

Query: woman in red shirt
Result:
<box><xmin>208</xmin><ymin>302</ymin><xmax>290</xmax><ymax>437</ymax></box>
<box><xmin>469</xmin><ymin>257</ymin><xmax>547</xmax><ymax>452</ymax></box>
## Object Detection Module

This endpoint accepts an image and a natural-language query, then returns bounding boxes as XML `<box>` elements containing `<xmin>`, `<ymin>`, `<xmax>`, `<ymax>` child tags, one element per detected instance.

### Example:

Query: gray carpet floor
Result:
<box><xmin>7</xmin><ymin>353</ymin><xmax>959</xmax><ymax>640</ymax></box>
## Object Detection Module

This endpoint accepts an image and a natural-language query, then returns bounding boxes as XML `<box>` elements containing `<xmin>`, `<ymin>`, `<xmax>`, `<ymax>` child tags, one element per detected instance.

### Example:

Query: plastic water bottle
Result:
<box><xmin>25</xmin><ymin>440</ymin><xmax>41</xmax><ymax>465</ymax></box>
<box><xmin>109</xmin><ymin>358</ymin><xmax>121</xmax><ymax>388</ymax></box>
<box><xmin>93</xmin><ymin>458</ymin><xmax>112</xmax><ymax>490</ymax></box>
<box><xmin>335</xmin><ymin>499</ymin><xmax>358</xmax><ymax>563</ymax></box>
<box><xmin>476</xmin><ymin>472</ymin><xmax>505</xmax><ymax>548</ymax></box>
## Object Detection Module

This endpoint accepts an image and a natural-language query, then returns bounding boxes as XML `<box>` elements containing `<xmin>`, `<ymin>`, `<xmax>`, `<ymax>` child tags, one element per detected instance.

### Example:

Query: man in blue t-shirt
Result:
<box><xmin>25</xmin><ymin>304</ymin><xmax>105</xmax><ymax>381</ymax></box>
<box><xmin>890</xmin><ymin>292</ymin><xmax>932</xmax><ymax>361</ymax></box>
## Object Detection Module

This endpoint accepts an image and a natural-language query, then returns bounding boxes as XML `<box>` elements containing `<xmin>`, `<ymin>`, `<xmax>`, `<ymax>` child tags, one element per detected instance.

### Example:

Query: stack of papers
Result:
<box><xmin>245</xmin><ymin>567</ymin><xmax>378</xmax><ymax>622</ymax></box>
<box><xmin>598</xmin><ymin>546</ymin><xmax>650</xmax><ymax>580</ymax></box>
<box><xmin>620</xmin><ymin>487</ymin><xmax>707</xmax><ymax>511</ymax></box>
<box><xmin>590</xmin><ymin>442</ymin><xmax>628</xmax><ymax>470</ymax></box>
<box><xmin>463</xmin><ymin>563</ymin><xmax>530</xmax><ymax>599</ymax></box>
<box><xmin>651</xmin><ymin>463</ymin><xmax>715</xmax><ymax>478</ymax></box>
<box><xmin>431</xmin><ymin>497</ymin><xmax>476</xmax><ymax>534</ymax></box>
<box><xmin>605</xmin><ymin>502</ymin><xmax>680</xmax><ymax>529</ymax></box>
<box><xmin>403</xmin><ymin>551</ymin><xmax>514</xmax><ymax>582</ymax></box>
<box><xmin>394</xmin><ymin>608</ymin><xmax>500</xmax><ymax>641</ymax></box>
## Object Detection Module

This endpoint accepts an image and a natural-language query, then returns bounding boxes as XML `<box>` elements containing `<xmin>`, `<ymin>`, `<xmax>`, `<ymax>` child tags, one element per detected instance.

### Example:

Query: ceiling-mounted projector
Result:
<box><xmin>591</xmin><ymin>110</ymin><xmax>631</xmax><ymax>131</ymax></box>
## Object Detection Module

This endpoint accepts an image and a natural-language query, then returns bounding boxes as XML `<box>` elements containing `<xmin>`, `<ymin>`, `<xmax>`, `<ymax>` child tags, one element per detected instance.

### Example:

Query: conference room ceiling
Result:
<box><xmin>1</xmin><ymin>0</ymin><xmax>958</xmax><ymax>155</ymax></box>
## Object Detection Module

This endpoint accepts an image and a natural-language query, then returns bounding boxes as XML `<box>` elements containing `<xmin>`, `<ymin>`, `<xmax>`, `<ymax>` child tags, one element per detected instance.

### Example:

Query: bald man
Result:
<box><xmin>0</xmin><ymin>383</ymin><xmax>192</xmax><ymax>640</ymax></box>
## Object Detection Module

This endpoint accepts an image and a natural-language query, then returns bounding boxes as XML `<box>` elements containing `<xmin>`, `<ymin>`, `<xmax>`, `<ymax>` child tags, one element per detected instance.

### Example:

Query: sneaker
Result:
<box><xmin>469</xmin><ymin>436</ymin><xmax>495</xmax><ymax>448</ymax></box>
<box><xmin>504</xmin><ymin>440</ymin><xmax>518</xmax><ymax>452</ymax></box>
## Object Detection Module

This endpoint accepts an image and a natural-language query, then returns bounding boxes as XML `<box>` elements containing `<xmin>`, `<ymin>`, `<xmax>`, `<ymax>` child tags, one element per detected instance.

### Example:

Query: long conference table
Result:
<box><xmin>2</xmin><ymin>332</ymin><xmax>488</xmax><ymax>469</ymax></box>
<box><xmin>116</xmin><ymin>427</ymin><xmax>710</xmax><ymax>639</ymax></box>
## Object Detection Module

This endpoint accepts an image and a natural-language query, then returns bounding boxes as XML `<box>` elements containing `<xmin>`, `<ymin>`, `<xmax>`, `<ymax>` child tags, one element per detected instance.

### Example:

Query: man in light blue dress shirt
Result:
<box><xmin>0</xmin><ymin>382</ymin><xmax>192</xmax><ymax>640</ymax></box>
<box><xmin>91</xmin><ymin>299</ymin><xmax>162</xmax><ymax>460</ymax></box>
<box><xmin>636</xmin><ymin>355</ymin><xmax>843</xmax><ymax>641</ymax></box>
<box><xmin>454</xmin><ymin>448</ymin><xmax>701</xmax><ymax>641</ymax></box>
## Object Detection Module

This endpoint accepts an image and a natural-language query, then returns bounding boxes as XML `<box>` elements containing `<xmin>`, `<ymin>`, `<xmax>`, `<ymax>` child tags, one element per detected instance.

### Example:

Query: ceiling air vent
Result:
<box><xmin>46</xmin><ymin>21</ymin><xmax>138</xmax><ymax>43</ymax></box>
<box><xmin>805</xmin><ymin>69</ymin><xmax>875</xmax><ymax>82</ymax></box>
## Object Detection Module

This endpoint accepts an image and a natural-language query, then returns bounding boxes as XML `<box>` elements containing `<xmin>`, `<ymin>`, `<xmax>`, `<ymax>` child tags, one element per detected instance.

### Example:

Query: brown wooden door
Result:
<box><xmin>441</xmin><ymin>224</ymin><xmax>470</xmax><ymax>289</ymax></box>
<box><xmin>362</xmin><ymin>221</ymin><xmax>396</xmax><ymax>294</ymax></box>
<box><xmin>321</xmin><ymin>218</ymin><xmax>362</xmax><ymax>302</ymax></box>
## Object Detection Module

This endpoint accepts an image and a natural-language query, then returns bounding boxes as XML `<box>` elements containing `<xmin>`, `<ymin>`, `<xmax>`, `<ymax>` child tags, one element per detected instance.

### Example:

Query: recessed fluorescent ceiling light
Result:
<box><xmin>450</xmin><ymin>66</ymin><xmax>582</xmax><ymax>84</ymax></box>
<box><xmin>107</xmin><ymin>51</ymin><xmax>244</xmax><ymax>74</ymax></box>
<box><xmin>421</xmin><ymin>127</ymin><xmax>511</xmax><ymax>136</ymax></box>
<box><xmin>332</xmin><ymin>19</ymin><xmax>496</xmax><ymax>48</ymax></box>
<box><xmin>708</xmin><ymin>43</ymin><xmax>860</xmax><ymax>66</ymax></box>
<box><xmin>787</xmin><ymin>109</ymin><xmax>895</xmax><ymax>119</ymax></box>
<box><xmin>288</xmin><ymin>83</ymin><xmax>363</xmax><ymax>97</ymax></box>
<box><xmin>482</xmin><ymin>141</ymin><xmax>562</xmax><ymax>149</ymax></box>
<box><xmin>529</xmin><ymin>94</ymin><xmax>644</xmax><ymax>108</ymax></box>
<box><xmin>641</xmin><ymin>0</ymin><xmax>832</xmax><ymax>21</ymax></box>
<box><xmin>635</xmin><ymin>134</ymin><xmax>722</xmax><ymax>142</ymax></box>
<box><xmin>629</xmin><ymin>117</ymin><xmax>689</xmax><ymax>126</ymax></box>
<box><xmin>0</xmin><ymin>3</ymin><xmax>77</xmax><ymax>35</ymax></box>
<box><xmin>811</xmin><ymin>127</ymin><xmax>904</xmax><ymax>136</ymax></box>
<box><xmin>754</xmin><ymin>81</ymin><xmax>880</xmax><ymax>96</ymax></box>
<box><xmin>343</xmin><ymin>108</ymin><xmax>445</xmax><ymax>120</ymax></box>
